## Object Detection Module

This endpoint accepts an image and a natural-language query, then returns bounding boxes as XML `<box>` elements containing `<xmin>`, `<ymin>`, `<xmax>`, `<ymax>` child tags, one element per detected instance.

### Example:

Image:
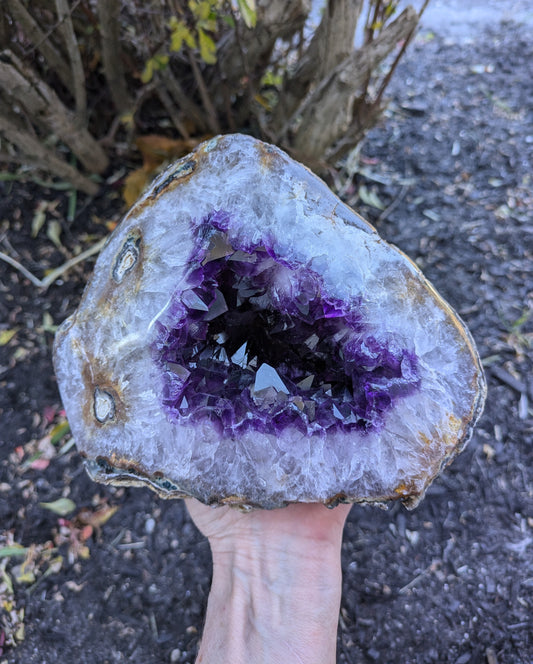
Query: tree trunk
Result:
<box><xmin>292</xmin><ymin>6</ymin><xmax>418</xmax><ymax>161</ymax></box>
<box><xmin>272</xmin><ymin>0</ymin><xmax>363</xmax><ymax>134</ymax></box>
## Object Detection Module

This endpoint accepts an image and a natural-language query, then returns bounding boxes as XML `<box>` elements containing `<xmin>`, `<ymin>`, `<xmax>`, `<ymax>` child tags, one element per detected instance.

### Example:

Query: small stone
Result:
<box><xmin>170</xmin><ymin>648</ymin><xmax>181</xmax><ymax>663</ymax></box>
<box><xmin>54</xmin><ymin>134</ymin><xmax>486</xmax><ymax>510</ymax></box>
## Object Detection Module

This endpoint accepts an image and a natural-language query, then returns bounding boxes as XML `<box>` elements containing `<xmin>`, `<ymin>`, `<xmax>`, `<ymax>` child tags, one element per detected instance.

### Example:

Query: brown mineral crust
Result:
<box><xmin>86</xmin><ymin>450</ymin><xmax>437</xmax><ymax>510</ymax></box>
<box><xmin>78</xmin><ymin>358</ymin><xmax>125</xmax><ymax>428</ymax></box>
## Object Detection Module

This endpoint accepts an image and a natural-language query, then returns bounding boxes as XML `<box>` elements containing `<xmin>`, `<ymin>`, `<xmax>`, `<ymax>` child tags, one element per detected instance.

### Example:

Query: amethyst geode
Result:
<box><xmin>54</xmin><ymin>134</ymin><xmax>486</xmax><ymax>509</ymax></box>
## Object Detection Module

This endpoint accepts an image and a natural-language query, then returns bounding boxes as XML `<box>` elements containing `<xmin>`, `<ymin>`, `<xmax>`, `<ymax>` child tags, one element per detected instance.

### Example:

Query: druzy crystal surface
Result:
<box><xmin>54</xmin><ymin>134</ymin><xmax>486</xmax><ymax>509</ymax></box>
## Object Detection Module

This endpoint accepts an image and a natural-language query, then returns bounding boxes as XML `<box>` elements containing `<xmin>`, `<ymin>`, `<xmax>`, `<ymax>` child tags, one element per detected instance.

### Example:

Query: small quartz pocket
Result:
<box><xmin>53</xmin><ymin>134</ymin><xmax>486</xmax><ymax>510</ymax></box>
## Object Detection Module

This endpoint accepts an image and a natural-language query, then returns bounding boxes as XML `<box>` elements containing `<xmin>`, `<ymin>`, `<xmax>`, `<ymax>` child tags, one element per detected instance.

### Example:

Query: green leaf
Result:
<box><xmin>141</xmin><ymin>58</ymin><xmax>154</xmax><ymax>84</ymax></box>
<box><xmin>189</xmin><ymin>0</ymin><xmax>211</xmax><ymax>21</ymax></box>
<box><xmin>221</xmin><ymin>14</ymin><xmax>235</xmax><ymax>28</ymax></box>
<box><xmin>237</xmin><ymin>0</ymin><xmax>256</xmax><ymax>28</ymax></box>
<box><xmin>198</xmin><ymin>28</ymin><xmax>217</xmax><ymax>64</ymax></box>
<box><xmin>170</xmin><ymin>20</ymin><xmax>196</xmax><ymax>51</ymax></box>
<box><xmin>260</xmin><ymin>69</ymin><xmax>283</xmax><ymax>88</ymax></box>
<box><xmin>153</xmin><ymin>54</ymin><xmax>170</xmax><ymax>69</ymax></box>
<box><xmin>67</xmin><ymin>188</ymin><xmax>77</xmax><ymax>222</ymax></box>
<box><xmin>40</xmin><ymin>498</ymin><xmax>77</xmax><ymax>516</ymax></box>
<box><xmin>358</xmin><ymin>185</ymin><xmax>384</xmax><ymax>210</ymax></box>
<box><xmin>385</xmin><ymin>2</ymin><xmax>397</xmax><ymax>18</ymax></box>
<box><xmin>141</xmin><ymin>55</ymin><xmax>168</xmax><ymax>84</ymax></box>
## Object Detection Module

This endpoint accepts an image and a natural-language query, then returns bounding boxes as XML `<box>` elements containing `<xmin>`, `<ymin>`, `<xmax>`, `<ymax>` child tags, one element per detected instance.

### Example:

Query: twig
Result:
<box><xmin>489</xmin><ymin>365</ymin><xmax>526</xmax><ymax>395</ymax></box>
<box><xmin>23</xmin><ymin>0</ymin><xmax>82</xmax><ymax>56</ymax></box>
<box><xmin>377</xmin><ymin>184</ymin><xmax>408</xmax><ymax>223</ymax></box>
<box><xmin>374</xmin><ymin>0</ymin><xmax>430</xmax><ymax>108</ymax></box>
<box><xmin>54</xmin><ymin>0</ymin><xmax>87</xmax><ymax>124</ymax></box>
<box><xmin>158</xmin><ymin>67</ymin><xmax>209</xmax><ymax>133</ymax></box>
<box><xmin>97</xmin><ymin>0</ymin><xmax>132</xmax><ymax>114</ymax></box>
<box><xmin>0</xmin><ymin>236</ymin><xmax>107</xmax><ymax>291</ymax></box>
<box><xmin>155</xmin><ymin>83</ymin><xmax>191</xmax><ymax>140</ymax></box>
<box><xmin>6</xmin><ymin>0</ymin><xmax>73</xmax><ymax>90</ymax></box>
<box><xmin>0</xmin><ymin>50</ymin><xmax>108</xmax><ymax>174</ymax></box>
<box><xmin>0</xmin><ymin>114</ymin><xmax>99</xmax><ymax>194</ymax></box>
<box><xmin>187</xmin><ymin>51</ymin><xmax>221</xmax><ymax>134</ymax></box>
<box><xmin>100</xmin><ymin>83</ymin><xmax>156</xmax><ymax>148</ymax></box>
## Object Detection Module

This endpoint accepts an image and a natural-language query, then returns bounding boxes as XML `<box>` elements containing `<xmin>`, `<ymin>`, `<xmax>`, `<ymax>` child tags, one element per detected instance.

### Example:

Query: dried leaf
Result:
<box><xmin>65</xmin><ymin>580</ymin><xmax>86</xmax><ymax>592</ymax></box>
<box><xmin>77</xmin><ymin>505</ymin><xmax>119</xmax><ymax>529</ymax></box>
<box><xmin>29</xmin><ymin>458</ymin><xmax>50</xmax><ymax>471</ymax></box>
<box><xmin>50</xmin><ymin>420</ymin><xmax>71</xmax><ymax>445</ymax></box>
<box><xmin>423</xmin><ymin>209</ymin><xmax>440</xmax><ymax>222</ymax></box>
<box><xmin>124</xmin><ymin>136</ymin><xmax>203</xmax><ymax>206</ymax></box>
<box><xmin>31</xmin><ymin>201</ymin><xmax>48</xmax><ymax>238</ymax></box>
<box><xmin>0</xmin><ymin>329</ymin><xmax>17</xmax><ymax>346</ymax></box>
<box><xmin>136</xmin><ymin>135</ymin><xmax>196</xmax><ymax>170</ymax></box>
<box><xmin>123</xmin><ymin>169</ymin><xmax>150</xmax><ymax>207</ymax></box>
<box><xmin>358</xmin><ymin>185</ymin><xmax>385</xmax><ymax>210</ymax></box>
<box><xmin>40</xmin><ymin>498</ymin><xmax>77</xmax><ymax>516</ymax></box>
<box><xmin>46</xmin><ymin>220</ymin><xmax>63</xmax><ymax>249</ymax></box>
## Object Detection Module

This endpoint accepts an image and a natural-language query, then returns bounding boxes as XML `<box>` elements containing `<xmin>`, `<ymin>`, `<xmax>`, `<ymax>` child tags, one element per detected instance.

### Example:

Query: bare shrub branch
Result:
<box><xmin>5</xmin><ymin>0</ymin><xmax>73</xmax><ymax>90</ymax></box>
<box><xmin>272</xmin><ymin>0</ymin><xmax>363</xmax><ymax>133</ymax></box>
<box><xmin>0</xmin><ymin>50</ymin><xmax>108</xmax><ymax>174</ymax></box>
<box><xmin>158</xmin><ymin>66</ymin><xmax>210</xmax><ymax>134</ymax></box>
<box><xmin>292</xmin><ymin>7</ymin><xmax>419</xmax><ymax>161</ymax></box>
<box><xmin>54</xmin><ymin>0</ymin><xmax>87</xmax><ymax>123</ymax></box>
<box><xmin>215</xmin><ymin>0</ymin><xmax>309</xmax><ymax>92</ymax></box>
<box><xmin>0</xmin><ymin>115</ymin><xmax>99</xmax><ymax>194</ymax></box>
<box><xmin>97</xmin><ymin>0</ymin><xmax>132</xmax><ymax>114</ymax></box>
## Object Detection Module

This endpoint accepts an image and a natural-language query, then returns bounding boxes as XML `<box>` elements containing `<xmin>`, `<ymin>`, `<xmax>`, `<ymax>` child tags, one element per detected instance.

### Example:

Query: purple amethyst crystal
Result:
<box><xmin>154</xmin><ymin>218</ymin><xmax>420</xmax><ymax>439</ymax></box>
<box><xmin>53</xmin><ymin>134</ymin><xmax>486</xmax><ymax>509</ymax></box>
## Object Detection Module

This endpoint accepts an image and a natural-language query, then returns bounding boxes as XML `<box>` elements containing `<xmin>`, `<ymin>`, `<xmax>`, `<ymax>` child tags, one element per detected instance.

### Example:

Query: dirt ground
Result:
<box><xmin>1</xmin><ymin>14</ymin><xmax>532</xmax><ymax>664</ymax></box>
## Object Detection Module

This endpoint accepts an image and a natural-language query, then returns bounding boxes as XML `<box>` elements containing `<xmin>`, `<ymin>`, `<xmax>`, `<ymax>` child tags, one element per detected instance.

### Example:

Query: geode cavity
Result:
<box><xmin>53</xmin><ymin>134</ymin><xmax>486</xmax><ymax>509</ymax></box>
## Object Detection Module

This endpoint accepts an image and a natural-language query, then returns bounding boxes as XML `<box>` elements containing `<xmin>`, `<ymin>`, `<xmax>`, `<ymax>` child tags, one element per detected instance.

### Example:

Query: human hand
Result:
<box><xmin>186</xmin><ymin>499</ymin><xmax>352</xmax><ymax>664</ymax></box>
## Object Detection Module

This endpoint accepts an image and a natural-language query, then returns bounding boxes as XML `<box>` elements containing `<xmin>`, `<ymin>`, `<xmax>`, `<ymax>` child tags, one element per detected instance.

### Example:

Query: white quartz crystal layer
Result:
<box><xmin>53</xmin><ymin>134</ymin><xmax>486</xmax><ymax>509</ymax></box>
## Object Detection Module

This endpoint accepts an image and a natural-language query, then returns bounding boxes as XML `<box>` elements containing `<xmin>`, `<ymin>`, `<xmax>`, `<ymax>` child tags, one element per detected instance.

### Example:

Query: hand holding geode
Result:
<box><xmin>53</xmin><ymin>134</ymin><xmax>486</xmax><ymax>509</ymax></box>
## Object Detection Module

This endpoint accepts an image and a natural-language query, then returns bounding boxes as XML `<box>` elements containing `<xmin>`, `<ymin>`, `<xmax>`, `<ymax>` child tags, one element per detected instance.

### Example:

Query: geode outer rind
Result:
<box><xmin>53</xmin><ymin>134</ymin><xmax>486</xmax><ymax>510</ymax></box>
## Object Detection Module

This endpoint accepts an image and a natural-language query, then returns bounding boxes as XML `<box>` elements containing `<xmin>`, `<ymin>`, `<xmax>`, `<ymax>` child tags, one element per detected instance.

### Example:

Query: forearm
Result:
<box><xmin>196</xmin><ymin>537</ymin><xmax>343</xmax><ymax>664</ymax></box>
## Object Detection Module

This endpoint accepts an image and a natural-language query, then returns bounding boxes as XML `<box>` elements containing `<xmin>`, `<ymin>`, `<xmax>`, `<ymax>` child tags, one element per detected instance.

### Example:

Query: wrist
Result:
<box><xmin>198</xmin><ymin>515</ymin><xmax>344</xmax><ymax>664</ymax></box>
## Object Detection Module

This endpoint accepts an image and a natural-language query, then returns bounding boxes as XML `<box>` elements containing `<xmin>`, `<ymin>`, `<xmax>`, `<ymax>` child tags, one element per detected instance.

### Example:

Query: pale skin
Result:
<box><xmin>186</xmin><ymin>499</ymin><xmax>352</xmax><ymax>664</ymax></box>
